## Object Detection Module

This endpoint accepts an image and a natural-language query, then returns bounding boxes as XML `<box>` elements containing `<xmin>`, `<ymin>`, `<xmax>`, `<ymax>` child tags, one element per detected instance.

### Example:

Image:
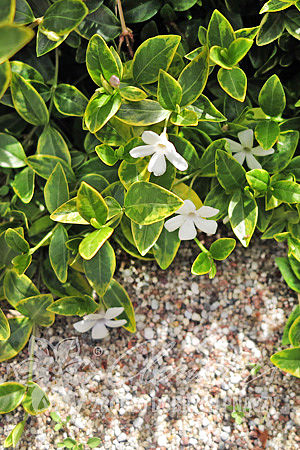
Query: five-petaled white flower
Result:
<box><xmin>226</xmin><ymin>129</ymin><xmax>274</xmax><ymax>170</ymax></box>
<box><xmin>129</xmin><ymin>131</ymin><xmax>188</xmax><ymax>176</ymax></box>
<box><xmin>164</xmin><ymin>200</ymin><xmax>219</xmax><ymax>240</ymax></box>
<box><xmin>73</xmin><ymin>307</ymin><xmax>127</xmax><ymax>340</ymax></box>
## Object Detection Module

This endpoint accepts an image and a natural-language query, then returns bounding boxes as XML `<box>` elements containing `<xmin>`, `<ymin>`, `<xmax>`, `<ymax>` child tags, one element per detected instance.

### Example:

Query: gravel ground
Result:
<box><xmin>0</xmin><ymin>230</ymin><xmax>299</xmax><ymax>450</ymax></box>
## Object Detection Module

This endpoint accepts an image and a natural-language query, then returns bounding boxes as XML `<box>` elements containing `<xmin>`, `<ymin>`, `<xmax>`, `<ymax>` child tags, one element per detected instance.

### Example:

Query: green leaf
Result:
<box><xmin>77</xmin><ymin>181</ymin><xmax>108</xmax><ymax>225</ymax></box>
<box><xmin>209</xmin><ymin>46</ymin><xmax>233</xmax><ymax>69</ymax></box>
<box><xmin>131</xmin><ymin>220</ymin><xmax>164</xmax><ymax>256</ymax></box>
<box><xmin>102</xmin><ymin>279</ymin><xmax>136</xmax><ymax>332</ymax></box>
<box><xmin>26</xmin><ymin>155</ymin><xmax>75</xmax><ymax>182</ymax></box>
<box><xmin>256</xmin><ymin>13</ymin><xmax>285</xmax><ymax>46</ymax></box>
<box><xmin>11</xmin><ymin>73</ymin><xmax>49</xmax><ymax>125</ymax></box>
<box><xmin>41</xmin><ymin>0</ymin><xmax>88</xmax><ymax>36</ymax></box>
<box><xmin>12</xmin><ymin>253</ymin><xmax>32</xmax><ymax>275</ymax></box>
<box><xmin>0</xmin><ymin>0</ymin><xmax>15</xmax><ymax>24</ymax></box>
<box><xmin>119</xmin><ymin>86</ymin><xmax>147</xmax><ymax>102</ymax></box>
<box><xmin>44</xmin><ymin>163</ymin><xmax>69</xmax><ymax>214</ymax></box>
<box><xmin>284</xmin><ymin>156</ymin><xmax>300</xmax><ymax>181</ymax></box>
<box><xmin>83</xmin><ymin>241</ymin><xmax>116</xmax><ymax>296</ymax></box>
<box><xmin>11</xmin><ymin>167</ymin><xmax>35</xmax><ymax>203</ymax></box>
<box><xmin>289</xmin><ymin>316</ymin><xmax>300</xmax><ymax>347</ymax></box>
<box><xmin>15</xmin><ymin>294</ymin><xmax>54</xmax><ymax>327</ymax></box>
<box><xmin>0</xmin><ymin>317</ymin><xmax>32</xmax><ymax>362</ymax></box>
<box><xmin>271</xmin><ymin>347</ymin><xmax>300</xmax><ymax>378</ymax></box>
<box><xmin>152</xmin><ymin>227</ymin><xmax>180</xmax><ymax>269</ymax></box>
<box><xmin>50</xmin><ymin>198</ymin><xmax>89</xmax><ymax>225</ymax></box>
<box><xmin>124</xmin><ymin>0</ymin><xmax>162</xmax><ymax>22</ymax></box>
<box><xmin>15</xmin><ymin>0</ymin><xmax>35</xmax><ymax>25</ymax></box>
<box><xmin>168</xmin><ymin>134</ymin><xmax>200</xmax><ymax>170</ymax></box>
<box><xmin>246</xmin><ymin>169</ymin><xmax>270</xmax><ymax>192</ymax></box>
<box><xmin>133</xmin><ymin>35</ymin><xmax>180</xmax><ymax>84</ymax></box>
<box><xmin>118</xmin><ymin>159</ymin><xmax>150</xmax><ymax>190</ymax></box>
<box><xmin>87</xmin><ymin>437</ymin><xmax>102</xmax><ymax>448</ymax></box>
<box><xmin>235</xmin><ymin>26</ymin><xmax>260</xmax><ymax>40</ymax></box>
<box><xmin>36</xmin><ymin>28</ymin><xmax>68</xmax><ymax>57</ymax></box>
<box><xmin>285</xmin><ymin>10</ymin><xmax>300</xmax><ymax>40</ymax></box>
<box><xmin>95</xmin><ymin>116</ymin><xmax>131</xmax><ymax>146</ymax></box>
<box><xmin>84</xmin><ymin>92</ymin><xmax>121</xmax><ymax>133</ymax></box>
<box><xmin>0</xmin><ymin>24</ymin><xmax>34</xmax><ymax>64</ymax></box>
<box><xmin>0</xmin><ymin>308</ymin><xmax>10</xmax><ymax>341</ymax></box>
<box><xmin>3</xmin><ymin>420</ymin><xmax>26</xmax><ymax>448</ymax></box>
<box><xmin>49</xmin><ymin>224</ymin><xmax>69</xmax><ymax>283</ymax></box>
<box><xmin>191</xmin><ymin>252</ymin><xmax>212</xmax><ymax>275</ymax></box>
<box><xmin>124</xmin><ymin>181</ymin><xmax>183</xmax><ymax>225</ymax></box>
<box><xmin>54</xmin><ymin>83</ymin><xmax>88</xmax><ymax>116</ymax></box>
<box><xmin>255</xmin><ymin>120</ymin><xmax>280</xmax><ymax>150</ymax></box>
<box><xmin>282</xmin><ymin>306</ymin><xmax>300</xmax><ymax>345</ymax></box>
<box><xmin>262</xmin><ymin>131</ymin><xmax>299</xmax><ymax>173</ymax></box>
<box><xmin>228</xmin><ymin>190</ymin><xmax>258</xmax><ymax>247</ymax></box>
<box><xmin>191</xmin><ymin>95</ymin><xmax>226</xmax><ymax>122</ymax></box>
<box><xmin>258</xmin><ymin>74</ymin><xmax>286</xmax><ymax>117</ymax></box>
<box><xmin>217</xmin><ymin>67</ymin><xmax>247</xmax><ymax>102</ymax></box>
<box><xmin>260</xmin><ymin>0</ymin><xmax>294</xmax><ymax>13</ymax></box>
<box><xmin>76</xmin><ymin>5</ymin><xmax>121</xmax><ymax>41</ymax></box>
<box><xmin>227</xmin><ymin>38</ymin><xmax>253</xmax><ymax>65</ymax></box>
<box><xmin>4</xmin><ymin>270</ymin><xmax>39</xmax><ymax>308</ymax></box>
<box><xmin>116</xmin><ymin>99</ymin><xmax>169</xmax><ymax>126</ymax></box>
<box><xmin>5</xmin><ymin>228</ymin><xmax>29</xmax><ymax>253</ymax></box>
<box><xmin>79</xmin><ymin>227</ymin><xmax>113</xmax><ymax>260</ymax></box>
<box><xmin>95</xmin><ymin>144</ymin><xmax>118</xmax><ymax>166</ymax></box>
<box><xmin>276</xmin><ymin>256</ymin><xmax>300</xmax><ymax>292</ymax></box>
<box><xmin>170</xmin><ymin>108</ymin><xmax>198</xmax><ymax>126</ymax></box>
<box><xmin>178</xmin><ymin>47</ymin><xmax>209</xmax><ymax>106</ymax></box>
<box><xmin>0</xmin><ymin>60</ymin><xmax>11</xmax><ymax>100</ymax></box>
<box><xmin>86</xmin><ymin>34</ymin><xmax>120</xmax><ymax>85</ymax></box>
<box><xmin>47</xmin><ymin>295</ymin><xmax>98</xmax><ymax>316</ymax></box>
<box><xmin>207</xmin><ymin>9</ymin><xmax>235</xmax><ymax>48</ymax></box>
<box><xmin>209</xmin><ymin>238</ymin><xmax>236</xmax><ymax>260</ymax></box>
<box><xmin>22</xmin><ymin>381</ymin><xmax>50</xmax><ymax>415</ymax></box>
<box><xmin>0</xmin><ymin>133</ymin><xmax>26</xmax><ymax>168</ymax></box>
<box><xmin>10</xmin><ymin>60</ymin><xmax>44</xmax><ymax>82</ymax></box>
<box><xmin>157</xmin><ymin>69</ymin><xmax>182</xmax><ymax>111</ymax></box>
<box><xmin>216</xmin><ymin>149</ymin><xmax>246</xmax><ymax>192</ymax></box>
<box><xmin>271</xmin><ymin>180</ymin><xmax>300</xmax><ymax>203</ymax></box>
<box><xmin>0</xmin><ymin>382</ymin><xmax>26</xmax><ymax>414</ymax></box>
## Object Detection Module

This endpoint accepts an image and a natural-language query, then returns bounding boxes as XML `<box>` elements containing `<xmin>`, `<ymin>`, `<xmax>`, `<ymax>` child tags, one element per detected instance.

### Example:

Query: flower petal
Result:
<box><xmin>233</xmin><ymin>151</ymin><xmax>246</xmax><ymax>166</ymax></box>
<box><xmin>245</xmin><ymin>153</ymin><xmax>261</xmax><ymax>169</ymax></box>
<box><xmin>129</xmin><ymin>145</ymin><xmax>156</xmax><ymax>158</ymax></box>
<box><xmin>238</xmin><ymin>129</ymin><xmax>253</xmax><ymax>148</ymax></box>
<box><xmin>164</xmin><ymin>215</ymin><xmax>185</xmax><ymax>232</ymax></box>
<box><xmin>176</xmin><ymin>199</ymin><xmax>196</xmax><ymax>215</ymax></box>
<box><xmin>105</xmin><ymin>307</ymin><xmax>124</xmax><ymax>320</ymax></box>
<box><xmin>142</xmin><ymin>130</ymin><xmax>161</xmax><ymax>145</ymax></box>
<box><xmin>92</xmin><ymin>321</ymin><xmax>109</xmax><ymax>339</ymax></box>
<box><xmin>73</xmin><ymin>320</ymin><xmax>96</xmax><ymax>333</ymax></box>
<box><xmin>84</xmin><ymin>313</ymin><xmax>105</xmax><ymax>320</ymax></box>
<box><xmin>105</xmin><ymin>319</ymin><xmax>127</xmax><ymax>328</ymax></box>
<box><xmin>148</xmin><ymin>152</ymin><xmax>166</xmax><ymax>176</ymax></box>
<box><xmin>197</xmin><ymin>206</ymin><xmax>219</xmax><ymax>218</ymax></box>
<box><xmin>251</xmin><ymin>146</ymin><xmax>275</xmax><ymax>156</ymax></box>
<box><xmin>194</xmin><ymin>217</ymin><xmax>218</xmax><ymax>235</ymax></box>
<box><xmin>165</xmin><ymin>150</ymin><xmax>188</xmax><ymax>171</ymax></box>
<box><xmin>178</xmin><ymin>219</ymin><xmax>197</xmax><ymax>240</ymax></box>
<box><xmin>225</xmin><ymin>138</ymin><xmax>243</xmax><ymax>153</ymax></box>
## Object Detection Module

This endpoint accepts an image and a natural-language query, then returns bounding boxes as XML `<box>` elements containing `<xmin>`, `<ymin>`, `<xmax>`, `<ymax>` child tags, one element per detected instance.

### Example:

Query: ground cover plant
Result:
<box><xmin>0</xmin><ymin>0</ymin><xmax>300</xmax><ymax>446</ymax></box>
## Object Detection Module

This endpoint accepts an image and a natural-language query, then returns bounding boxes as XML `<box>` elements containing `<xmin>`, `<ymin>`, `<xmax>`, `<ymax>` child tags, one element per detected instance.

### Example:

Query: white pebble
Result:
<box><xmin>144</xmin><ymin>327</ymin><xmax>154</xmax><ymax>339</ymax></box>
<box><xmin>192</xmin><ymin>312</ymin><xmax>201</xmax><ymax>321</ymax></box>
<box><xmin>117</xmin><ymin>432</ymin><xmax>127</xmax><ymax>442</ymax></box>
<box><xmin>151</xmin><ymin>299</ymin><xmax>159</xmax><ymax>310</ymax></box>
<box><xmin>157</xmin><ymin>435</ymin><xmax>167</xmax><ymax>446</ymax></box>
<box><xmin>191</xmin><ymin>282</ymin><xmax>199</xmax><ymax>294</ymax></box>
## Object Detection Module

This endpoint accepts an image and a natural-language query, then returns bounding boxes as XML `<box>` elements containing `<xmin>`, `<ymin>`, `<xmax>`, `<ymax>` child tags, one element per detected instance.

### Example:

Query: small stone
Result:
<box><xmin>192</xmin><ymin>312</ymin><xmax>201</xmax><ymax>321</ymax></box>
<box><xmin>151</xmin><ymin>299</ymin><xmax>159</xmax><ymax>310</ymax></box>
<box><xmin>191</xmin><ymin>282</ymin><xmax>199</xmax><ymax>294</ymax></box>
<box><xmin>221</xmin><ymin>431</ymin><xmax>229</xmax><ymax>441</ymax></box>
<box><xmin>185</xmin><ymin>310</ymin><xmax>192</xmax><ymax>319</ymax></box>
<box><xmin>245</xmin><ymin>306</ymin><xmax>253</xmax><ymax>315</ymax></box>
<box><xmin>117</xmin><ymin>432</ymin><xmax>127</xmax><ymax>442</ymax></box>
<box><xmin>210</xmin><ymin>301</ymin><xmax>220</xmax><ymax>311</ymax></box>
<box><xmin>133</xmin><ymin>417</ymin><xmax>144</xmax><ymax>427</ymax></box>
<box><xmin>157</xmin><ymin>435</ymin><xmax>167</xmax><ymax>446</ymax></box>
<box><xmin>144</xmin><ymin>327</ymin><xmax>154</xmax><ymax>339</ymax></box>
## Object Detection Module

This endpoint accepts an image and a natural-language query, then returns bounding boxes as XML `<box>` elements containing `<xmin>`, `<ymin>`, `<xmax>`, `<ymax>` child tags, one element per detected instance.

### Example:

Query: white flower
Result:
<box><xmin>73</xmin><ymin>307</ymin><xmax>127</xmax><ymax>340</ymax></box>
<box><xmin>164</xmin><ymin>199</ymin><xmax>219</xmax><ymax>240</ymax></box>
<box><xmin>226</xmin><ymin>129</ymin><xmax>274</xmax><ymax>169</ymax></box>
<box><xmin>129</xmin><ymin>130</ymin><xmax>188</xmax><ymax>176</ymax></box>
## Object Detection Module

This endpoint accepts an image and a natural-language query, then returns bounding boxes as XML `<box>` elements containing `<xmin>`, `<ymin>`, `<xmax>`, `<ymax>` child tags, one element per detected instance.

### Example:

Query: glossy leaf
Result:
<box><xmin>0</xmin><ymin>383</ymin><xmax>26</xmax><ymax>414</ymax></box>
<box><xmin>271</xmin><ymin>347</ymin><xmax>300</xmax><ymax>378</ymax></box>
<box><xmin>228</xmin><ymin>190</ymin><xmax>258</xmax><ymax>247</ymax></box>
<box><xmin>86</xmin><ymin>34</ymin><xmax>120</xmax><ymax>85</ymax></box>
<box><xmin>50</xmin><ymin>198</ymin><xmax>89</xmax><ymax>225</ymax></box>
<box><xmin>0</xmin><ymin>308</ymin><xmax>10</xmax><ymax>341</ymax></box>
<box><xmin>132</xmin><ymin>220</ymin><xmax>164</xmax><ymax>256</ymax></box>
<box><xmin>11</xmin><ymin>167</ymin><xmax>35</xmax><ymax>203</ymax></box>
<box><xmin>0</xmin><ymin>317</ymin><xmax>32</xmax><ymax>362</ymax></box>
<box><xmin>22</xmin><ymin>381</ymin><xmax>50</xmax><ymax>415</ymax></box>
<box><xmin>258</xmin><ymin>74</ymin><xmax>286</xmax><ymax>117</ymax></box>
<box><xmin>124</xmin><ymin>181</ymin><xmax>183</xmax><ymax>225</ymax></box>
<box><xmin>102</xmin><ymin>279</ymin><xmax>136</xmax><ymax>332</ymax></box>
<box><xmin>54</xmin><ymin>83</ymin><xmax>88</xmax><ymax>116</ymax></box>
<box><xmin>158</xmin><ymin>69</ymin><xmax>182</xmax><ymax>111</ymax></box>
<box><xmin>262</xmin><ymin>131</ymin><xmax>299</xmax><ymax>173</ymax></box>
<box><xmin>77</xmin><ymin>181</ymin><xmax>108</xmax><ymax>225</ymax></box>
<box><xmin>0</xmin><ymin>24</ymin><xmax>34</xmax><ymax>64</ymax></box>
<box><xmin>255</xmin><ymin>120</ymin><xmax>280</xmax><ymax>150</ymax></box>
<box><xmin>0</xmin><ymin>133</ymin><xmax>26</xmax><ymax>168</ymax></box>
<box><xmin>289</xmin><ymin>316</ymin><xmax>300</xmax><ymax>347</ymax></box>
<box><xmin>178</xmin><ymin>47</ymin><xmax>209</xmax><ymax>106</ymax></box>
<box><xmin>216</xmin><ymin>150</ymin><xmax>246</xmax><ymax>192</ymax></box>
<box><xmin>84</xmin><ymin>92</ymin><xmax>121</xmax><ymax>133</ymax></box>
<box><xmin>119</xmin><ymin>85</ymin><xmax>147</xmax><ymax>102</ymax></box>
<box><xmin>0</xmin><ymin>60</ymin><xmax>11</xmax><ymax>100</ymax></box>
<box><xmin>83</xmin><ymin>241</ymin><xmax>116</xmax><ymax>296</ymax></box>
<box><xmin>15</xmin><ymin>294</ymin><xmax>54</xmax><ymax>327</ymax></box>
<box><xmin>79</xmin><ymin>227</ymin><xmax>113</xmax><ymax>260</ymax></box>
<box><xmin>133</xmin><ymin>35</ymin><xmax>180</xmax><ymax>84</ymax></box>
<box><xmin>246</xmin><ymin>169</ymin><xmax>270</xmax><ymax>192</ymax></box>
<box><xmin>5</xmin><ymin>228</ymin><xmax>29</xmax><ymax>253</ymax></box>
<box><xmin>4</xmin><ymin>270</ymin><xmax>39</xmax><ymax>308</ymax></box>
<box><xmin>76</xmin><ymin>4</ymin><xmax>121</xmax><ymax>41</ymax></box>
<box><xmin>47</xmin><ymin>295</ymin><xmax>98</xmax><ymax>316</ymax></box>
<box><xmin>44</xmin><ymin>163</ymin><xmax>69</xmax><ymax>214</ymax></box>
<box><xmin>217</xmin><ymin>67</ymin><xmax>247</xmax><ymax>102</ymax></box>
<box><xmin>15</xmin><ymin>0</ymin><xmax>35</xmax><ymax>25</ymax></box>
<box><xmin>209</xmin><ymin>238</ymin><xmax>236</xmax><ymax>260</ymax></box>
<box><xmin>282</xmin><ymin>305</ymin><xmax>300</xmax><ymax>345</ymax></box>
<box><xmin>271</xmin><ymin>180</ymin><xmax>300</xmax><ymax>203</ymax></box>
<box><xmin>49</xmin><ymin>224</ymin><xmax>69</xmax><ymax>283</ymax></box>
<box><xmin>207</xmin><ymin>9</ymin><xmax>235</xmax><ymax>48</ymax></box>
<box><xmin>41</xmin><ymin>0</ymin><xmax>88</xmax><ymax>36</ymax></box>
<box><xmin>118</xmin><ymin>159</ymin><xmax>150</xmax><ymax>190</ymax></box>
<box><xmin>26</xmin><ymin>155</ymin><xmax>75</xmax><ymax>182</ymax></box>
<box><xmin>116</xmin><ymin>99</ymin><xmax>169</xmax><ymax>126</ymax></box>
<box><xmin>191</xmin><ymin>252</ymin><xmax>212</xmax><ymax>275</ymax></box>
<box><xmin>3</xmin><ymin>420</ymin><xmax>25</xmax><ymax>448</ymax></box>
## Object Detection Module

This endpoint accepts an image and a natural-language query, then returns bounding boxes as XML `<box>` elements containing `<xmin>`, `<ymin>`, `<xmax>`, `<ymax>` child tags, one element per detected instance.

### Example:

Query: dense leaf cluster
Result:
<box><xmin>0</xmin><ymin>0</ymin><xmax>300</xmax><ymax>445</ymax></box>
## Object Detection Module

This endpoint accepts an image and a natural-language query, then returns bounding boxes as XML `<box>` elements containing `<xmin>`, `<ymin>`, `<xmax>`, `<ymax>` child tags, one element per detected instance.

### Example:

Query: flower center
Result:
<box><xmin>243</xmin><ymin>146</ymin><xmax>251</xmax><ymax>152</ymax></box>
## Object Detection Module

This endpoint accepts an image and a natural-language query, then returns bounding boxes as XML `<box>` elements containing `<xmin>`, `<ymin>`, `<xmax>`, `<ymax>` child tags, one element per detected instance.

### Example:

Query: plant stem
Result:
<box><xmin>48</xmin><ymin>48</ymin><xmax>59</xmax><ymax>118</ymax></box>
<box><xmin>194</xmin><ymin>237</ymin><xmax>208</xmax><ymax>253</ymax></box>
<box><xmin>116</xmin><ymin>0</ymin><xmax>134</xmax><ymax>57</ymax></box>
<box><xmin>29</xmin><ymin>224</ymin><xmax>59</xmax><ymax>255</ymax></box>
<box><xmin>173</xmin><ymin>169</ymin><xmax>201</xmax><ymax>186</ymax></box>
